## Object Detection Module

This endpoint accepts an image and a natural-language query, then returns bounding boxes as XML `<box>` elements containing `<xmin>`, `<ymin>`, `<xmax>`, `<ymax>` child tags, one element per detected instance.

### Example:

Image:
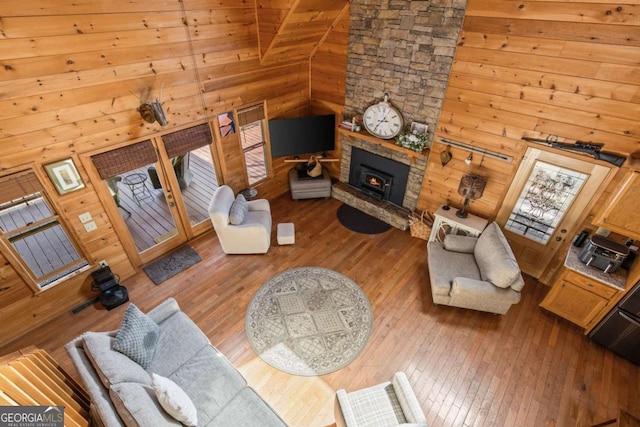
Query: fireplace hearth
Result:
<box><xmin>333</xmin><ymin>130</ymin><xmax>428</xmax><ymax>230</ymax></box>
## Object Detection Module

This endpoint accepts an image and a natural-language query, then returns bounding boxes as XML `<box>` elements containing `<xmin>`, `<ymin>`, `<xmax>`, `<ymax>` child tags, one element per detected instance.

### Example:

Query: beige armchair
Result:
<box><xmin>335</xmin><ymin>372</ymin><xmax>428</xmax><ymax>427</ymax></box>
<box><xmin>208</xmin><ymin>185</ymin><xmax>271</xmax><ymax>254</ymax></box>
<box><xmin>427</xmin><ymin>221</ymin><xmax>524</xmax><ymax>315</ymax></box>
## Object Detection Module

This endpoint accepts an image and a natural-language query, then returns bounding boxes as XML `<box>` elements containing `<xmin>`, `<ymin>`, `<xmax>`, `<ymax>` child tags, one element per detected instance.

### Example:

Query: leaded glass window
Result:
<box><xmin>505</xmin><ymin>161</ymin><xmax>587</xmax><ymax>244</ymax></box>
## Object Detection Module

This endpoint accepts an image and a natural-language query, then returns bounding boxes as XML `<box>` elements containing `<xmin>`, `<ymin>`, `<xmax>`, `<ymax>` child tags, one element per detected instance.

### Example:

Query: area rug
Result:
<box><xmin>245</xmin><ymin>267</ymin><xmax>373</xmax><ymax>376</ymax></box>
<box><xmin>143</xmin><ymin>245</ymin><xmax>202</xmax><ymax>285</ymax></box>
<box><xmin>337</xmin><ymin>203</ymin><xmax>392</xmax><ymax>234</ymax></box>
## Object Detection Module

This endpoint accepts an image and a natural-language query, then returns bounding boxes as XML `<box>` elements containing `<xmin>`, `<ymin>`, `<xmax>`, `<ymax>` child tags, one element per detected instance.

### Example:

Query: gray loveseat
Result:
<box><xmin>66</xmin><ymin>298</ymin><xmax>287</xmax><ymax>427</ymax></box>
<box><xmin>427</xmin><ymin>221</ymin><xmax>525</xmax><ymax>315</ymax></box>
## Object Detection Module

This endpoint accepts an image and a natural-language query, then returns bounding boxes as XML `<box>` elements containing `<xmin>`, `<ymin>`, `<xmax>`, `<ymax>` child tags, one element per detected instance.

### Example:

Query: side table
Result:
<box><xmin>428</xmin><ymin>204</ymin><xmax>488</xmax><ymax>242</ymax></box>
<box><xmin>123</xmin><ymin>172</ymin><xmax>153</xmax><ymax>205</ymax></box>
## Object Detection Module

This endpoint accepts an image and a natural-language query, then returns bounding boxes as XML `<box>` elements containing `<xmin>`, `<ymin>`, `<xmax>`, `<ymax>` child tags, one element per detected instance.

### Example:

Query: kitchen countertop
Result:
<box><xmin>565</xmin><ymin>245</ymin><xmax>627</xmax><ymax>291</ymax></box>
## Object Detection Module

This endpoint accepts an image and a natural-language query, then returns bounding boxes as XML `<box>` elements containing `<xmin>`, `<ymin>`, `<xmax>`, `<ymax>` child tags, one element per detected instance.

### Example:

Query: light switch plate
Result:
<box><xmin>79</xmin><ymin>212</ymin><xmax>92</xmax><ymax>223</ymax></box>
<box><xmin>595</xmin><ymin>227</ymin><xmax>611</xmax><ymax>237</ymax></box>
<box><xmin>84</xmin><ymin>221</ymin><xmax>97</xmax><ymax>232</ymax></box>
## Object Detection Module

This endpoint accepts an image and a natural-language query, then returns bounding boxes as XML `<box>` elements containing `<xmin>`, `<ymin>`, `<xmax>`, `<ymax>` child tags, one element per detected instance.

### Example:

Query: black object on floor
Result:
<box><xmin>336</xmin><ymin>204</ymin><xmax>392</xmax><ymax>235</ymax></box>
<box><xmin>143</xmin><ymin>245</ymin><xmax>202</xmax><ymax>285</ymax></box>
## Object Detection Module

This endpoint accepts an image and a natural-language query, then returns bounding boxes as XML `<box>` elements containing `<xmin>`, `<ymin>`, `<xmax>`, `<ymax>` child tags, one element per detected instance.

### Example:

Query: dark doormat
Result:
<box><xmin>336</xmin><ymin>203</ymin><xmax>392</xmax><ymax>235</ymax></box>
<box><xmin>143</xmin><ymin>245</ymin><xmax>202</xmax><ymax>285</ymax></box>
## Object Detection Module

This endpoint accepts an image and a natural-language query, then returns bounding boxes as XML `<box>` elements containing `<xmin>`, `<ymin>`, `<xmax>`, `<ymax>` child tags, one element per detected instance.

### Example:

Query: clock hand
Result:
<box><xmin>373</xmin><ymin>111</ymin><xmax>390</xmax><ymax>131</ymax></box>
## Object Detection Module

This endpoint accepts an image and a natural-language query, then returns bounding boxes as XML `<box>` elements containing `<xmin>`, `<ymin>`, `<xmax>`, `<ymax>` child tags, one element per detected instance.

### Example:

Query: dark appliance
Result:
<box><xmin>269</xmin><ymin>114</ymin><xmax>335</xmax><ymax>158</ymax></box>
<box><xmin>573</xmin><ymin>230</ymin><xmax>589</xmax><ymax>248</ymax></box>
<box><xmin>589</xmin><ymin>280</ymin><xmax>640</xmax><ymax>365</ymax></box>
<box><xmin>578</xmin><ymin>235</ymin><xmax>629</xmax><ymax>273</ymax></box>
<box><xmin>91</xmin><ymin>266</ymin><xmax>129</xmax><ymax>310</ymax></box>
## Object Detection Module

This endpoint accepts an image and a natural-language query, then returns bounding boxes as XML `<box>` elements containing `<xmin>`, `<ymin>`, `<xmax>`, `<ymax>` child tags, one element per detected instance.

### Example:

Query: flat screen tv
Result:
<box><xmin>269</xmin><ymin>114</ymin><xmax>335</xmax><ymax>158</ymax></box>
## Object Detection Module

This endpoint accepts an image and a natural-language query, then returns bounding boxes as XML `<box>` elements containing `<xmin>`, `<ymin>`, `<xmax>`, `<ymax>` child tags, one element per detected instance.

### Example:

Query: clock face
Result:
<box><xmin>363</xmin><ymin>102</ymin><xmax>403</xmax><ymax>139</ymax></box>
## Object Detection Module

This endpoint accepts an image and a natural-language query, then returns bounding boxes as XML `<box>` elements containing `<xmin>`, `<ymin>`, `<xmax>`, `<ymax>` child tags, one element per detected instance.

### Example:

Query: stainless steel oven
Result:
<box><xmin>589</xmin><ymin>280</ymin><xmax>640</xmax><ymax>365</ymax></box>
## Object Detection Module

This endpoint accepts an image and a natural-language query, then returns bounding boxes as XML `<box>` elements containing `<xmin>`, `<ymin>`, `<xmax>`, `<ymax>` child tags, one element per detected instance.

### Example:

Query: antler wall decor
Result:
<box><xmin>136</xmin><ymin>86</ymin><xmax>168</xmax><ymax>126</ymax></box>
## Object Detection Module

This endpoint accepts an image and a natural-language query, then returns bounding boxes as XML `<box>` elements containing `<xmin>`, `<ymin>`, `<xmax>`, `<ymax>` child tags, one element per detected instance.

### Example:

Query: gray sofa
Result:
<box><xmin>66</xmin><ymin>298</ymin><xmax>288</xmax><ymax>427</ymax></box>
<box><xmin>427</xmin><ymin>221</ymin><xmax>525</xmax><ymax>315</ymax></box>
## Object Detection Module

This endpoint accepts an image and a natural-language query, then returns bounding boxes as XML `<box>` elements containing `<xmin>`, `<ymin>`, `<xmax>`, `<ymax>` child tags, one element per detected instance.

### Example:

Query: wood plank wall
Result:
<box><xmin>309</xmin><ymin>4</ymin><xmax>350</xmax><ymax>178</ymax></box>
<box><xmin>421</xmin><ymin>0</ymin><xmax>640</xmax><ymax>280</ymax></box>
<box><xmin>422</xmin><ymin>0</ymin><xmax>640</xmax><ymax>216</ymax></box>
<box><xmin>0</xmin><ymin>0</ymin><xmax>329</xmax><ymax>347</ymax></box>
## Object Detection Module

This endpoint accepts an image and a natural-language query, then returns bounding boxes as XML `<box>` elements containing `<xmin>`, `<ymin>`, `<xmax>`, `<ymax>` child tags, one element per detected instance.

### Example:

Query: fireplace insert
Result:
<box><xmin>348</xmin><ymin>147</ymin><xmax>410</xmax><ymax>206</ymax></box>
<box><xmin>356</xmin><ymin>165</ymin><xmax>393</xmax><ymax>200</ymax></box>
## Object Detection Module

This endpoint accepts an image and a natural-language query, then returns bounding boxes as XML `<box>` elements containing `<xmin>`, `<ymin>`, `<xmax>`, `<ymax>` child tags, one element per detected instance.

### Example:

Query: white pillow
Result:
<box><xmin>151</xmin><ymin>373</ymin><xmax>198</xmax><ymax>427</ymax></box>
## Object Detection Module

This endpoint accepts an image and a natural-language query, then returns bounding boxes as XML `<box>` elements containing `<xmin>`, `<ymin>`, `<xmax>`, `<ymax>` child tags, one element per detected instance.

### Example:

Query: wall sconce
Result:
<box><xmin>465</xmin><ymin>153</ymin><xmax>473</xmax><ymax>165</ymax></box>
<box><xmin>456</xmin><ymin>174</ymin><xmax>486</xmax><ymax>218</ymax></box>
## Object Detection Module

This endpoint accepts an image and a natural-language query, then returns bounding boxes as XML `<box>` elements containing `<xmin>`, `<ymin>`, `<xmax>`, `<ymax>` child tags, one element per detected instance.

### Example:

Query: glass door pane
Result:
<box><xmin>504</xmin><ymin>161</ymin><xmax>587</xmax><ymax>245</ymax></box>
<box><xmin>109</xmin><ymin>163</ymin><xmax>178</xmax><ymax>252</ymax></box>
<box><xmin>173</xmin><ymin>147</ymin><xmax>218</xmax><ymax>227</ymax></box>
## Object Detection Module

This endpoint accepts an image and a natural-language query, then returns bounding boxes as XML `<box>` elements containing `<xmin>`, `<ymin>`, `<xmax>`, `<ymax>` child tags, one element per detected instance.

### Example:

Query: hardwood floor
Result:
<box><xmin>1</xmin><ymin>194</ymin><xmax>638</xmax><ymax>427</ymax></box>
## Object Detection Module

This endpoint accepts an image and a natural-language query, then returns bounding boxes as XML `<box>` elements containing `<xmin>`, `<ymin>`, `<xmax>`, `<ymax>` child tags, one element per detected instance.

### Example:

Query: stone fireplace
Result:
<box><xmin>332</xmin><ymin>131</ymin><xmax>427</xmax><ymax>230</ymax></box>
<box><xmin>330</xmin><ymin>1</ymin><xmax>465</xmax><ymax>230</ymax></box>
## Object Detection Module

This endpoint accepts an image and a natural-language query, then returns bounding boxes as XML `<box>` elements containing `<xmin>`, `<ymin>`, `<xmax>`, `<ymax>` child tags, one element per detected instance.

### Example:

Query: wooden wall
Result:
<box><xmin>421</xmin><ymin>0</ymin><xmax>640</xmax><ymax>279</ymax></box>
<box><xmin>309</xmin><ymin>4</ymin><xmax>350</xmax><ymax>178</ymax></box>
<box><xmin>0</xmin><ymin>0</ymin><xmax>331</xmax><ymax>347</ymax></box>
<box><xmin>423</xmin><ymin>0</ymin><xmax>640</xmax><ymax>217</ymax></box>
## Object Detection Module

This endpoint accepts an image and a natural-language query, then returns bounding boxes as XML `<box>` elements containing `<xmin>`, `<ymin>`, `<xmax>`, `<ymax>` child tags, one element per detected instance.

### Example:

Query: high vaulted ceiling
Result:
<box><xmin>256</xmin><ymin>0</ymin><xmax>350</xmax><ymax>65</ymax></box>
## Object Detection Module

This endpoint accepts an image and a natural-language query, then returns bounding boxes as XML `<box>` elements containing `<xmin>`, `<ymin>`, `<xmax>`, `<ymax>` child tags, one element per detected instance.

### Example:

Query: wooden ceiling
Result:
<box><xmin>256</xmin><ymin>0</ymin><xmax>350</xmax><ymax>65</ymax></box>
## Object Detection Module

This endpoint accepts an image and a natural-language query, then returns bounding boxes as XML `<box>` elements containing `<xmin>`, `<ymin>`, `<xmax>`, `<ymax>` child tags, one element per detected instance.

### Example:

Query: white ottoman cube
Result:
<box><xmin>277</xmin><ymin>223</ymin><xmax>295</xmax><ymax>245</ymax></box>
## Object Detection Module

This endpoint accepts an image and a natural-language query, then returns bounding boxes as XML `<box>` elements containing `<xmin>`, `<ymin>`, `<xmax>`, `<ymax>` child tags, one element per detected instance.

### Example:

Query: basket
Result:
<box><xmin>408</xmin><ymin>210</ymin><xmax>433</xmax><ymax>240</ymax></box>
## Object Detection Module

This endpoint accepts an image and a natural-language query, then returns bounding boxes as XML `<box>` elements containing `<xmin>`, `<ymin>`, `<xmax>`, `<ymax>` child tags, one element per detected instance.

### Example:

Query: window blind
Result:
<box><xmin>162</xmin><ymin>124</ymin><xmax>212</xmax><ymax>158</ymax></box>
<box><xmin>91</xmin><ymin>140</ymin><xmax>157</xmax><ymax>179</ymax></box>
<box><xmin>0</xmin><ymin>171</ymin><xmax>44</xmax><ymax>205</ymax></box>
<box><xmin>237</xmin><ymin>104</ymin><xmax>265</xmax><ymax>126</ymax></box>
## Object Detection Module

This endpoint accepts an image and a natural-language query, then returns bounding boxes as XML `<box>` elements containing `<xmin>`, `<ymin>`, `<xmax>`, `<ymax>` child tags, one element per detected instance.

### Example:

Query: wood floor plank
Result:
<box><xmin>0</xmin><ymin>194</ymin><xmax>638</xmax><ymax>426</ymax></box>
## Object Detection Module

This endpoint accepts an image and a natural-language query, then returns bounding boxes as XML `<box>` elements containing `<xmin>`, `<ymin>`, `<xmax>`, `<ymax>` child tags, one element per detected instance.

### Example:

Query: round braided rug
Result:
<box><xmin>245</xmin><ymin>267</ymin><xmax>373</xmax><ymax>376</ymax></box>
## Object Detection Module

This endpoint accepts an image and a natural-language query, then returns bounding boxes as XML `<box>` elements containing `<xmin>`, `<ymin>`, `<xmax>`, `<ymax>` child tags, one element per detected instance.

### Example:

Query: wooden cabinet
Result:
<box><xmin>595</xmin><ymin>170</ymin><xmax>640</xmax><ymax>240</ymax></box>
<box><xmin>540</xmin><ymin>269</ymin><xmax>620</xmax><ymax>331</ymax></box>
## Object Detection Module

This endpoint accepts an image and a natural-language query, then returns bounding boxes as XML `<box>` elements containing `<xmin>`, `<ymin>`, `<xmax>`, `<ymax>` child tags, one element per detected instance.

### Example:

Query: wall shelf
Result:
<box><xmin>338</xmin><ymin>128</ymin><xmax>429</xmax><ymax>160</ymax></box>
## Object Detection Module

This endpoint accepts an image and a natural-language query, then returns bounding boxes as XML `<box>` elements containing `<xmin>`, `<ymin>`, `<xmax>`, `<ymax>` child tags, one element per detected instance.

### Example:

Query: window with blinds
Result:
<box><xmin>0</xmin><ymin>171</ymin><xmax>88</xmax><ymax>290</ymax></box>
<box><xmin>237</xmin><ymin>104</ymin><xmax>269</xmax><ymax>185</ymax></box>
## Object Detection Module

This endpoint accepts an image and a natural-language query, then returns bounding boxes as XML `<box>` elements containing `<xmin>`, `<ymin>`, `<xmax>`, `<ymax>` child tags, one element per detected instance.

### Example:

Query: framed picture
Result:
<box><xmin>410</xmin><ymin>121</ymin><xmax>428</xmax><ymax>135</ymax></box>
<box><xmin>218</xmin><ymin>112</ymin><xmax>236</xmax><ymax>137</ymax></box>
<box><xmin>45</xmin><ymin>159</ymin><xmax>85</xmax><ymax>195</ymax></box>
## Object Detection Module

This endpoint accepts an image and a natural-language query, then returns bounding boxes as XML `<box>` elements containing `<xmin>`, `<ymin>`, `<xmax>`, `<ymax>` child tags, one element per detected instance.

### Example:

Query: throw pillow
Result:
<box><xmin>474</xmin><ymin>222</ymin><xmax>521</xmax><ymax>289</ymax></box>
<box><xmin>113</xmin><ymin>303</ymin><xmax>160</xmax><ymax>369</ymax></box>
<box><xmin>82</xmin><ymin>332</ymin><xmax>152</xmax><ymax>388</ymax></box>
<box><xmin>110</xmin><ymin>382</ymin><xmax>182</xmax><ymax>426</ymax></box>
<box><xmin>443</xmin><ymin>235</ymin><xmax>477</xmax><ymax>253</ymax></box>
<box><xmin>229</xmin><ymin>194</ymin><xmax>248</xmax><ymax>225</ymax></box>
<box><xmin>151</xmin><ymin>373</ymin><xmax>198</xmax><ymax>427</ymax></box>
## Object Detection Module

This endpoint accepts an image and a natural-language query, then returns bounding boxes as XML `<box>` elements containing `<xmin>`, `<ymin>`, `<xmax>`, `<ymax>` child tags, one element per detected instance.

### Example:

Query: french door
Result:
<box><xmin>495</xmin><ymin>147</ymin><xmax>613</xmax><ymax>278</ymax></box>
<box><xmin>87</xmin><ymin>124</ymin><xmax>219</xmax><ymax>266</ymax></box>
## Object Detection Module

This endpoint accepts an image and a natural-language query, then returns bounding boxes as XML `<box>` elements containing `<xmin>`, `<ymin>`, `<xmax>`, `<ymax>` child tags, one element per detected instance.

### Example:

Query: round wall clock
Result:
<box><xmin>362</xmin><ymin>92</ymin><xmax>404</xmax><ymax>139</ymax></box>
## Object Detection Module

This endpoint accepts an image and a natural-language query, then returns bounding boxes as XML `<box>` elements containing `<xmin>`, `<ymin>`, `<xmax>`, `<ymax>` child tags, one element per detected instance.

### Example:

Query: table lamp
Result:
<box><xmin>456</xmin><ymin>174</ymin><xmax>486</xmax><ymax>218</ymax></box>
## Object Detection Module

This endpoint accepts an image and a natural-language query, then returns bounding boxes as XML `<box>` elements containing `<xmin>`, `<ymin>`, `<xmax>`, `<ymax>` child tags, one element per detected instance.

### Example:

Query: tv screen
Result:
<box><xmin>269</xmin><ymin>114</ymin><xmax>335</xmax><ymax>158</ymax></box>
